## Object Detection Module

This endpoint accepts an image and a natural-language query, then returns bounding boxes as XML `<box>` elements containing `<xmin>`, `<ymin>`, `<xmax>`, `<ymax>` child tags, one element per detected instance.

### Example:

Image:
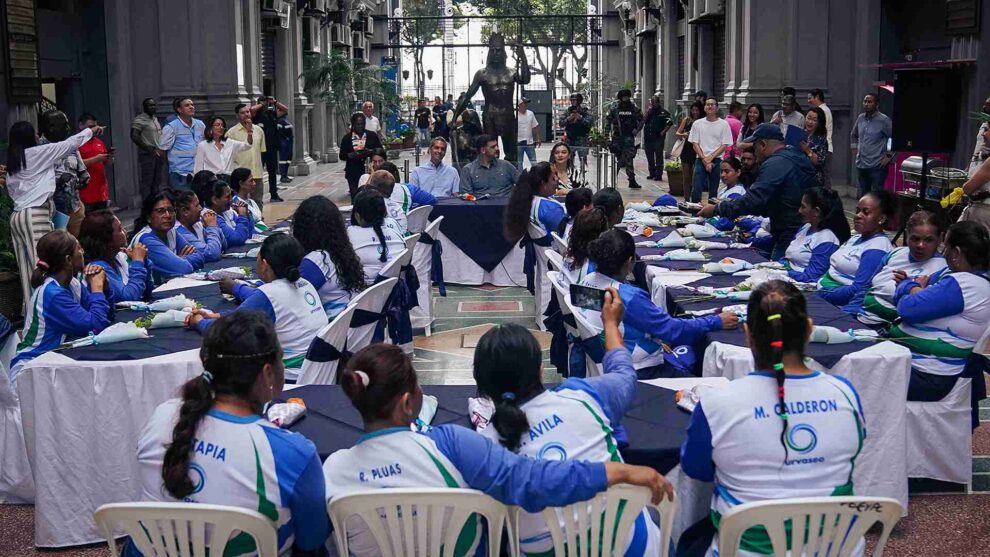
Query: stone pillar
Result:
<box><xmin>681</xmin><ymin>18</ymin><xmax>695</xmax><ymax>100</ymax></box>
<box><xmin>640</xmin><ymin>32</ymin><xmax>657</xmax><ymax>106</ymax></box>
<box><xmin>104</xmin><ymin>0</ymin><xmax>140</xmax><ymax>208</ymax></box>
<box><xmin>633</xmin><ymin>36</ymin><xmax>643</xmax><ymax>102</ymax></box>
<box><xmin>241</xmin><ymin>0</ymin><xmax>263</xmax><ymax>99</ymax></box>
<box><xmin>280</xmin><ymin>13</ymin><xmax>315</xmax><ymax>175</ymax></box>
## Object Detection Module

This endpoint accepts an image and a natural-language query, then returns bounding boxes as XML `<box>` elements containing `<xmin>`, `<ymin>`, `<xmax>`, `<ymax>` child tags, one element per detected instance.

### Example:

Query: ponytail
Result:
<box><xmin>504</xmin><ymin>162</ymin><xmax>553</xmax><ymax>242</ymax></box>
<box><xmin>259</xmin><ymin>232</ymin><xmax>304</xmax><ymax>284</ymax></box>
<box><xmin>373</xmin><ymin>224</ymin><xmax>388</xmax><ymax>263</ymax></box>
<box><xmin>161</xmin><ymin>375</ymin><xmax>214</xmax><ymax>498</ymax></box>
<box><xmin>472</xmin><ymin>324</ymin><xmax>543</xmax><ymax>451</ymax></box>
<box><xmin>804</xmin><ymin>187</ymin><xmax>851</xmax><ymax>244</ymax></box>
<box><xmin>352</xmin><ymin>188</ymin><xmax>389</xmax><ymax>262</ymax></box>
<box><xmin>30</xmin><ymin>231</ymin><xmax>78</xmax><ymax>289</ymax></box>
<box><xmin>341</xmin><ymin>344</ymin><xmax>418</xmax><ymax>423</ymax></box>
<box><xmin>566</xmin><ymin>206</ymin><xmax>610</xmax><ymax>269</ymax></box>
<box><xmin>746</xmin><ymin>280</ymin><xmax>809</xmax><ymax>465</ymax></box>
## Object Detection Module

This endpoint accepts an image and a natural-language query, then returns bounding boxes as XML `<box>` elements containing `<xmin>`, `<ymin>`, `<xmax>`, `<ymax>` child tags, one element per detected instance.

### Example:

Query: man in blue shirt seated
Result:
<box><xmin>459</xmin><ymin>134</ymin><xmax>520</xmax><ymax>198</ymax></box>
<box><xmin>409</xmin><ymin>137</ymin><xmax>460</xmax><ymax>197</ymax></box>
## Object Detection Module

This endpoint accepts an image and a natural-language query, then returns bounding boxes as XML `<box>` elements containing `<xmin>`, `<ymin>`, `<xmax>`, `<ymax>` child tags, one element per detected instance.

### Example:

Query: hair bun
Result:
<box><xmin>286</xmin><ymin>266</ymin><xmax>301</xmax><ymax>283</ymax></box>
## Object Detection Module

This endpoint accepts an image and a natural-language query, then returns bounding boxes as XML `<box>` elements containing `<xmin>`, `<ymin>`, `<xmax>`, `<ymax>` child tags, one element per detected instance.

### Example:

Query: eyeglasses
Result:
<box><xmin>152</xmin><ymin>207</ymin><xmax>177</xmax><ymax>215</ymax></box>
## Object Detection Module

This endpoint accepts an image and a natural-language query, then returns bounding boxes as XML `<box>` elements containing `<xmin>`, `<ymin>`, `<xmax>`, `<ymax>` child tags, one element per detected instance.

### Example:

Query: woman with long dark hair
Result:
<box><xmin>473</xmin><ymin>300</ymin><xmax>664</xmax><ymax>556</ymax></box>
<box><xmin>800</xmin><ymin>106</ymin><xmax>830</xmax><ymax>188</ymax></box>
<box><xmin>592</xmin><ymin>187</ymin><xmax>625</xmax><ymax>227</ymax></box>
<box><xmin>193</xmin><ymin>115</ymin><xmax>253</xmax><ymax>179</ymax></box>
<box><xmin>676</xmin><ymin>101</ymin><xmax>705</xmax><ymax>200</ymax></box>
<box><xmin>347</xmin><ymin>188</ymin><xmax>404</xmax><ymax>280</ymax></box>
<box><xmin>78</xmin><ymin>209</ymin><xmax>152</xmax><ymax>302</ymax></box>
<box><xmin>555</xmin><ymin>186</ymin><xmax>593</xmax><ymax>239</ymax></box>
<box><xmin>132</xmin><ymin>192</ymin><xmax>216</xmax><ymax>282</ymax></box>
<box><xmin>892</xmin><ymin>220</ymin><xmax>990</xmax><ymax>401</ymax></box>
<box><xmin>10</xmin><ymin>230</ymin><xmax>111</xmax><ymax>375</ymax></box>
<box><xmin>340</xmin><ymin>112</ymin><xmax>382</xmax><ymax>199</ymax></box>
<box><xmin>187</xmin><ymin>233</ymin><xmax>326</xmax><ymax>380</ymax></box>
<box><xmin>562</xmin><ymin>206</ymin><xmax>609</xmax><ymax>284</ymax></box>
<box><xmin>738</xmin><ymin>103</ymin><xmax>765</xmax><ymax>146</ymax></box>
<box><xmin>778</xmin><ymin>186</ymin><xmax>847</xmax><ymax>283</ymax></box>
<box><xmin>6</xmin><ymin>119</ymin><xmax>102</xmax><ymax>304</ymax></box>
<box><xmin>134</xmin><ymin>312</ymin><xmax>329</xmax><ymax>555</ymax></box>
<box><xmin>680</xmin><ymin>280</ymin><xmax>866</xmax><ymax>557</ymax></box>
<box><xmin>293</xmin><ymin>195</ymin><xmax>367</xmax><ymax>319</ymax></box>
<box><xmin>504</xmin><ymin>161</ymin><xmax>565</xmax><ymax>243</ymax></box>
<box><xmin>323</xmin><ymin>343</ymin><xmax>672</xmax><ymax>557</ymax></box>
<box><xmin>548</xmin><ymin>141</ymin><xmax>581</xmax><ymax>189</ymax></box>
<box><xmin>196</xmin><ymin>178</ymin><xmax>253</xmax><ymax>248</ymax></box>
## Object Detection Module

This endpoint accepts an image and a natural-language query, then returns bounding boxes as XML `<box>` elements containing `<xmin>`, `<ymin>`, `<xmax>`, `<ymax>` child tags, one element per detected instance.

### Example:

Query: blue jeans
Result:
<box><xmin>691</xmin><ymin>158</ymin><xmax>721</xmax><ymax>202</ymax></box>
<box><xmin>517</xmin><ymin>142</ymin><xmax>537</xmax><ymax>167</ymax></box>
<box><xmin>857</xmin><ymin>166</ymin><xmax>888</xmax><ymax>197</ymax></box>
<box><xmin>416</xmin><ymin>128</ymin><xmax>430</xmax><ymax>148</ymax></box>
<box><xmin>168</xmin><ymin>172</ymin><xmax>192</xmax><ymax>191</ymax></box>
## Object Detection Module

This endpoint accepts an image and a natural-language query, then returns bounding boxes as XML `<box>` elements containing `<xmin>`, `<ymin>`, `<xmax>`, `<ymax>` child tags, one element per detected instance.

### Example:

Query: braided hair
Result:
<box><xmin>161</xmin><ymin>311</ymin><xmax>282</xmax><ymax>498</ymax></box>
<box><xmin>351</xmin><ymin>188</ymin><xmax>389</xmax><ymax>263</ymax></box>
<box><xmin>746</xmin><ymin>280</ymin><xmax>809</xmax><ymax>463</ymax></box>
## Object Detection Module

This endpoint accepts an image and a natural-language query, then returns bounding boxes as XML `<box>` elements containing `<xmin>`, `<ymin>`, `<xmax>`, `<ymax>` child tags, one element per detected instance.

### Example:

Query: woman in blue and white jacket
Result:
<box><xmin>324</xmin><ymin>343</ymin><xmax>673</xmax><ymax>557</ymax></box>
<box><xmin>891</xmin><ymin>221</ymin><xmax>990</xmax><ymax>402</ymax></box>
<box><xmin>229</xmin><ymin>167</ymin><xmax>268</xmax><ymax>232</ymax></box>
<box><xmin>779</xmin><ymin>186</ymin><xmax>848</xmax><ymax>283</ymax></box>
<box><xmin>474</xmin><ymin>301</ymin><xmax>664</xmax><ymax>556</ymax></box>
<box><xmin>78</xmin><ymin>209</ymin><xmax>152</xmax><ymax>303</ymax></box>
<box><xmin>505</xmin><ymin>161</ymin><xmax>567</xmax><ymax>243</ymax></box>
<box><xmin>817</xmin><ymin>190</ymin><xmax>895</xmax><ymax>315</ymax></box>
<box><xmin>196</xmin><ymin>178</ymin><xmax>254</xmax><ymax>249</ymax></box>
<box><xmin>11</xmin><ymin>230</ymin><xmax>111</xmax><ymax>376</ymax></box>
<box><xmin>132</xmin><ymin>192</ymin><xmax>219</xmax><ymax>283</ymax></box>
<box><xmin>578</xmin><ymin>230</ymin><xmax>739</xmax><ymax>378</ymax></box>
<box><xmin>188</xmin><ymin>233</ymin><xmax>326</xmax><ymax>381</ymax></box>
<box><xmin>681</xmin><ymin>280</ymin><xmax>866</xmax><ymax>557</ymax></box>
<box><xmin>560</xmin><ymin>206</ymin><xmax>609</xmax><ymax>285</ymax></box>
<box><xmin>172</xmin><ymin>190</ymin><xmax>223</xmax><ymax>264</ymax></box>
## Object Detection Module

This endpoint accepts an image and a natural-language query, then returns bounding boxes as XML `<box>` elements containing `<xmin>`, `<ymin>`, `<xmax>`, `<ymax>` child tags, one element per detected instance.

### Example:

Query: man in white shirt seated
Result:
<box><xmin>409</xmin><ymin>137</ymin><xmax>460</xmax><ymax>197</ymax></box>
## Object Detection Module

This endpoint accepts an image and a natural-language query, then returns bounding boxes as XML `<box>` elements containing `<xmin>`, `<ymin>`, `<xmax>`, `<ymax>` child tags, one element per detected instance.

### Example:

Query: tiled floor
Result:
<box><xmin>4</xmin><ymin>148</ymin><xmax>990</xmax><ymax>555</ymax></box>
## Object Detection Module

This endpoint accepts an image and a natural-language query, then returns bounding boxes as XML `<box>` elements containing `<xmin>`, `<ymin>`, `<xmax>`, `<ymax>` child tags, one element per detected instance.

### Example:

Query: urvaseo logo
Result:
<box><xmin>189</xmin><ymin>463</ymin><xmax>207</xmax><ymax>494</ymax></box>
<box><xmin>304</xmin><ymin>291</ymin><xmax>317</xmax><ymax>306</ymax></box>
<box><xmin>786</xmin><ymin>423</ymin><xmax>818</xmax><ymax>454</ymax></box>
<box><xmin>537</xmin><ymin>443</ymin><xmax>568</xmax><ymax>461</ymax></box>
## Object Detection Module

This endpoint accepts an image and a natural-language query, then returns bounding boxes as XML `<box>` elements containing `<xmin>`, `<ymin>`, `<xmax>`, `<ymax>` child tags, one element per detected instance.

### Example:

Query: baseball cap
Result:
<box><xmin>742</xmin><ymin>123</ymin><xmax>785</xmax><ymax>143</ymax></box>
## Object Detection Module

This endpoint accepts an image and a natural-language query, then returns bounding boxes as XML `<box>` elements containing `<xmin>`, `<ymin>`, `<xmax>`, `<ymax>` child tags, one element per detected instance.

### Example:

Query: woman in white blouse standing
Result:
<box><xmin>5</xmin><ymin>119</ymin><xmax>102</xmax><ymax>305</ymax></box>
<box><xmin>193</xmin><ymin>116</ymin><xmax>253</xmax><ymax>180</ymax></box>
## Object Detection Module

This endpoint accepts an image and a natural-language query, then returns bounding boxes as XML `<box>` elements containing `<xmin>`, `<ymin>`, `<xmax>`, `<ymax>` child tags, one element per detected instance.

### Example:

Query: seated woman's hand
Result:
<box><xmin>202</xmin><ymin>211</ymin><xmax>218</xmax><ymax>228</ymax></box>
<box><xmin>185</xmin><ymin>308</ymin><xmax>220</xmax><ymax>329</ymax></box>
<box><xmin>218</xmin><ymin>277</ymin><xmax>237</xmax><ymax>295</ymax></box>
<box><xmin>604</xmin><ymin>462</ymin><xmax>674</xmax><ymax>504</ymax></box>
<box><xmin>913</xmin><ymin>274</ymin><xmax>931</xmax><ymax>289</ymax></box>
<box><xmin>125</xmin><ymin>242</ymin><xmax>148</xmax><ymax>263</ymax></box>
<box><xmin>83</xmin><ymin>265</ymin><xmax>105</xmax><ymax>291</ymax></box>
<box><xmin>719</xmin><ymin>311</ymin><xmax>740</xmax><ymax>329</ymax></box>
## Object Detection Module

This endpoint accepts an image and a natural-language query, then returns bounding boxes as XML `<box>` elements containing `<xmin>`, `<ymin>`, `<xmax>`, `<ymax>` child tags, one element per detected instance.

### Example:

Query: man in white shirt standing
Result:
<box><xmin>516</xmin><ymin>98</ymin><xmax>541</xmax><ymax>169</ymax></box>
<box><xmin>807</xmin><ymin>89</ymin><xmax>833</xmax><ymax>153</ymax></box>
<box><xmin>688</xmin><ymin>97</ymin><xmax>734</xmax><ymax>203</ymax></box>
<box><xmin>362</xmin><ymin>101</ymin><xmax>381</xmax><ymax>134</ymax></box>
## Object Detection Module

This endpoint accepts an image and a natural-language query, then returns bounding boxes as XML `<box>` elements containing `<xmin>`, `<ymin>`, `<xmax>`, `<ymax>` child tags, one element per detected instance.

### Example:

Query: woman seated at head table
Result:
<box><xmin>680</xmin><ymin>280</ymin><xmax>867</xmax><ymax>557</ymax></box>
<box><xmin>556</xmin><ymin>186</ymin><xmax>593</xmax><ymax>241</ymax></box>
<box><xmin>857</xmin><ymin>210</ymin><xmax>947</xmax><ymax>327</ymax></box>
<box><xmin>171</xmin><ymin>190</ymin><xmax>223</xmax><ymax>263</ymax></box>
<box><xmin>129</xmin><ymin>312</ymin><xmax>328</xmax><ymax>557</ymax></box>
<box><xmin>377</xmin><ymin>160</ymin><xmax>438</xmax><ymax>211</ymax></box>
<box><xmin>891</xmin><ymin>221</ymin><xmax>990</xmax><ymax>402</ymax></box>
<box><xmin>131</xmin><ymin>192</ymin><xmax>218</xmax><ymax>283</ymax></box>
<box><xmin>293</xmin><ymin>195</ymin><xmax>368</xmax><ymax>320</ymax></box>
<box><xmin>187</xmin><ymin>233</ymin><xmax>326</xmax><ymax>381</ymax></box>
<box><xmin>472</xmin><ymin>300</ymin><xmax>665</xmax><ymax>556</ymax></box>
<box><xmin>362</xmin><ymin>170</ymin><xmax>409</xmax><ymax>234</ymax></box>
<box><xmin>560</xmin><ymin>205</ymin><xmax>609</xmax><ymax>285</ymax></box>
<box><xmin>347</xmin><ymin>188</ymin><xmax>406</xmax><ymax>281</ymax></box>
<box><xmin>229</xmin><ymin>167</ymin><xmax>267</xmax><ymax>232</ymax></box>
<box><xmin>195</xmin><ymin>175</ymin><xmax>254</xmax><ymax>248</ymax></box>
<box><xmin>322</xmin><ymin>343</ymin><xmax>673</xmax><ymax>557</ymax></box>
<box><xmin>78</xmin><ymin>209</ymin><xmax>152</xmax><ymax>303</ymax></box>
<box><xmin>816</xmin><ymin>190</ymin><xmax>896</xmax><ymax>315</ymax></box>
<box><xmin>776</xmin><ymin>186</ymin><xmax>849</xmax><ymax>283</ymax></box>
<box><xmin>10</xmin><ymin>230</ymin><xmax>111</xmax><ymax>377</ymax></box>
<box><xmin>504</xmin><ymin>161</ymin><xmax>567</xmax><ymax>243</ymax></box>
<box><xmin>578</xmin><ymin>229</ymin><xmax>739</xmax><ymax>379</ymax></box>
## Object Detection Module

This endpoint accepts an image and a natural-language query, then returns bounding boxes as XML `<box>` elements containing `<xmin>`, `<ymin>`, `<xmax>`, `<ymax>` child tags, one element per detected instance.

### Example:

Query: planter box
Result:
<box><xmin>0</xmin><ymin>271</ymin><xmax>22</xmax><ymax>321</ymax></box>
<box><xmin>665</xmin><ymin>169</ymin><xmax>683</xmax><ymax>196</ymax></box>
<box><xmin>402</xmin><ymin>136</ymin><xmax>415</xmax><ymax>149</ymax></box>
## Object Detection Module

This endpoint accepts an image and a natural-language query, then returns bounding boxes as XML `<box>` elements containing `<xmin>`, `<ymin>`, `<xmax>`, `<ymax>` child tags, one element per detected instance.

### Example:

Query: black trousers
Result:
<box><xmin>644</xmin><ymin>139</ymin><xmax>665</xmax><ymax>178</ymax></box>
<box><xmin>262</xmin><ymin>149</ymin><xmax>279</xmax><ymax>195</ymax></box>
<box><xmin>346</xmin><ymin>176</ymin><xmax>361</xmax><ymax>200</ymax></box>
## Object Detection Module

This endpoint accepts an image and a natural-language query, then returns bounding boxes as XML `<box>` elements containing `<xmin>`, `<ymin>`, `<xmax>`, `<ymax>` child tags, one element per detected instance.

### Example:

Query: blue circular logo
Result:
<box><xmin>786</xmin><ymin>424</ymin><xmax>818</xmax><ymax>454</ymax></box>
<box><xmin>537</xmin><ymin>443</ymin><xmax>568</xmax><ymax>461</ymax></box>
<box><xmin>304</xmin><ymin>291</ymin><xmax>317</xmax><ymax>306</ymax></box>
<box><xmin>189</xmin><ymin>463</ymin><xmax>207</xmax><ymax>494</ymax></box>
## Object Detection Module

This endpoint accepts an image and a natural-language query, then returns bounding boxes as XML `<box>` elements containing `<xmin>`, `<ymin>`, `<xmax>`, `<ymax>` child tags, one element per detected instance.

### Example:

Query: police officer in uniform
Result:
<box><xmin>605</xmin><ymin>89</ymin><xmax>644</xmax><ymax>189</ymax></box>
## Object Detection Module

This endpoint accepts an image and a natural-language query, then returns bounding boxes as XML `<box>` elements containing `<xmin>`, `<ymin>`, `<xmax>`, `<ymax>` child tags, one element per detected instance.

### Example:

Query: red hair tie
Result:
<box><xmin>770</xmin><ymin>340</ymin><xmax>783</xmax><ymax>348</ymax></box>
<box><xmin>778</xmin><ymin>386</ymin><xmax>785</xmax><ymax>397</ymax></box>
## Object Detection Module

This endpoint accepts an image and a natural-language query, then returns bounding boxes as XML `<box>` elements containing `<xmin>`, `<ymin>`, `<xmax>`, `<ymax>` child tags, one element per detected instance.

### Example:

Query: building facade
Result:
<box><xmin>0</xmin><ymin>0</ymin><xmax>383</xmax><ymax>209</ymax></box>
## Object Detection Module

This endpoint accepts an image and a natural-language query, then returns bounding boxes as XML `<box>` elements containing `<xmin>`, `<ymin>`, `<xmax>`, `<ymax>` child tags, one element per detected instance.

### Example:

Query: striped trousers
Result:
<box><xmin>11</xmin><ymin>203</ymin><xmax>53</xmax><ymax>309</ymax></box>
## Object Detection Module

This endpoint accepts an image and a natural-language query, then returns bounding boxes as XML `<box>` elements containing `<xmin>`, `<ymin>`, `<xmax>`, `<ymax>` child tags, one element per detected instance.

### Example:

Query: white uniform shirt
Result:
<box><xmin>347</xmin><ymin>218</ymin><xmax>406</xmax><ymax>280</ymax></box>
<box><xmin>860</xmin><ymin>247</ymin><xmax>946</xmax><ymax>324</ymax></box>
<box><xmin>784</xmin><ymin>224</ymin><xmax>840</xmax><ymax>272</ymax></box>
<box><xmin>301</xmin><ymin>250</ymin><xmax>354</xmax><ymax>319</ymax></box>
<box><xmin>823</xmin><ymin>233</ymin><xmax>893</xmax><ymax>286</ymax></box>
<box><xmin>257</xmin><ymin>279</ymin><xmax>326</xmax><ymax>357</ymax></box>
<box><xmin>517</xmin><ymin>109</ymin><xmax>539</xmax><ymax>143</ymax></box>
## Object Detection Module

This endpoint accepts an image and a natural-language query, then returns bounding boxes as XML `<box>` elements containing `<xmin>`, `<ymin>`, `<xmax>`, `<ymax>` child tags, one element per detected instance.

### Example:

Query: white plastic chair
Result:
<box><xmin>403</xmin><ymin>233</ymin><xmax>422</xmax><ymax>253</ymax></box>
<box><xmin>411</xmin><ymin>216</ymin><xmax>445</xmax><ymax>336</ymax></box>
<box><xmin>716</xmin><ymin>496</ymin><xmax>903</xmax><ymax>557</ymax></box>
<box><xmin>296</xmin><ymin>305</ymin><xmax>356</xmax><ymax>386</ymax></box>
<box><xmin>545</xmin><ymin>249</ymin><xmax>564</xmax><ymax>273</ymax></box>
<box><xmin>94</xmin><ymin>502</ymin><xmax>279</xmax><ymax>557</ymax></box>
<box><xmin>906</xmin><ymin>376</ymin><xmax>973</xmax><ymax>487</ymax></box>
<box><xmin>328</xmin><ymin>488</ymin><xmax>514</xmax><ymax>557</ymax></box>
<box><xmin>527</xmin><ymin>484</ymin><xmax>675</xmax><ymax>557</ymax></box>
<box><xmin>527</xmin><ymin>222</ymin><xmax>553</xmax><ymax>329</ymax></box>
<box><xmin>405</xmin><ymin>205</ymin><xmax>433</xmax><ymax>235</ymax></box>
<box><xmin>379</xmin><ymin>248</ymin><xmax>413</xmax><ymax>280</ymax></box>
<box><xmin>346</xmin><ymin>277</ymin><xmax>399</xmax><ymax>355</ymax></box>
<box><xmin>551</xmin><ymin>231</ymin><xmax>568</xmax><ymax>254</ymax></box>
<box><xmin>0</xmin><ymin>330</ymin><xmax>33</xmax><ymax>503</ymax></box>
<box><xmin>563</xmin><ymin>282</ymin><xmax>605</xmax><ymax>377</ymax></box>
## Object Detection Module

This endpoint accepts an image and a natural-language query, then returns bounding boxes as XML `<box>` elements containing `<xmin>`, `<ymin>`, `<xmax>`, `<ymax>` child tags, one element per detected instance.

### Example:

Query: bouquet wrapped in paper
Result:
<box><xmin>267</xmin><ymin>397</ymin><xmax>307</xmax><ymax>428</ymax></box>
<box><xmin>637</xmin><ymin>231</ymin><xmax>687</xmax><ymax>248</ymax></box>
<box><xmin>681</xmin><ymin>223</ymin><xmax>723</xmax><ymax>238</ymax></box>
<box><xmin>701</xmin><ymin>258</ymin><xmax>753</xmax><ymax>274</ymax></box>
<box><xmin>119</xmin><ymin>294</ymin><xmax>198</xmax><ymax>312</ymax></box>
<box><xmin>66</xmin><ymin>322</ymin><xmax>149</xmax><ymax>348</ymax></box>
<box><xmin>641</xmin><ymin>249</ymin><xmax>708</xmax><ymax>262</ymax></box>
<box><xmin>134</xmin><ymin>309</ymin><xmax>191</xmax><ymax>329</ymax></box>
<box><xmin>810</xmin><ymin>326</ymin><xmax>880</xmax><ymax>344</ymax></box>
<box><xmin>685</xmin><ymin>238</ymin><xmax>751</xmax><ymax>251</ymax></box>
<box><xmin>223</xmin><ymin>247</ymin><xmax>262</xmax><ymax>259</ymax></box>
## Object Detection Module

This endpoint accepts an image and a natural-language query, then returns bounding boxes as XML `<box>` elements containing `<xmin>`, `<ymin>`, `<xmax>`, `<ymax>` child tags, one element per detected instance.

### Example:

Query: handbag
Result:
<box><xmin>670</xmin><ymin>138</ymin><xmax>685</xmax><ymax>159</ymax></box>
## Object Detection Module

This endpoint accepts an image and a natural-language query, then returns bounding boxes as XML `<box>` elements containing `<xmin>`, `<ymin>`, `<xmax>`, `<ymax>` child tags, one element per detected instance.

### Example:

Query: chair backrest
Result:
<box><xmin>94</xmin><ymin>502</ymin><xmax>279</xmax><ymax>557</ymax></box>
<box><xmin>973</xmin><ymin>324</ymin><xmax>990</xmax><ymax>356</ymax></box>
<box><xmin>562</xmin><ymin>280</ymin><xmax>605</xmax><ymax>376</ymax></box>
<box><xmin>404</xmin><ymin>233</ymin><xmax>422</xmax><ymax>253</ymax></box>
<box><xmin>379</xmin><ymin>248</ymin><xmax>412</xmax><ymax>280</ymax></box>
<box><xmin>547</xmin><ymin>271</ymin><xmax>574</xmax><ymax>321</ymax></box>
<box><xmin>296</xmin><ymin>305</ymin><xmax>356</xmax><ymax>386</ymax></box>
<box><xmin>0</xmin><ymin>331</ymin><xmax>20</xmax><ymax>407</ymax></box>
<box><xmin>421</xmin><ymin>215</ymin><xmax>444</xmax><ymax>241</ymax></box>
<box><xmin>717</xmin><ymin>496</ymin><xmax>903</xmax><ymax>557</ymax></box>
<box><xmin>533</xmin><ymin>484</ymin><xmax>676</xmax><ymax>557</ymax></box>
<box><xmin>346</xmin><ymin>277</ymin><xmax>399</xmax><ymax>353</ymax></box>
<box><xmin>405</xmin><ymin>206</ymin><xmax>433</xmax><ymax>234</ymax></box>
<box><xmin>328</xmin><ymin>488</ymin><xmax>512</xmax><ymax>557</ymax></box>
<box><xmin>551</xmin><ymin>231</ymin><xmax>568</xmax><ymax>254</ymax></box>
<box><xmin>545</xmin><ymin>249</ymin><xmax>564</xmax><ymax>273</ymax></box>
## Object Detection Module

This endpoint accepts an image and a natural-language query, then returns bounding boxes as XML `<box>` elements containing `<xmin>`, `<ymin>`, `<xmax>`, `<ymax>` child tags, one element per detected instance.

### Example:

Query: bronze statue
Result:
<box><xmin>451</xmin><ymin>108</ymin><xmax>482</xmax><ymax>170</ymax></box>
<box><xmin>452</xmin><ymin>33</ymin><xmax>530</xmax><ymax>165</ymax></box>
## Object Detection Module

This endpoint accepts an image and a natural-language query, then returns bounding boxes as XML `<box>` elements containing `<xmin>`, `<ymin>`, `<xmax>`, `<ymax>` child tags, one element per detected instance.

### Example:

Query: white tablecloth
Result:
<box><xmin>437</xmin><ymin>231</ymin><xmax>527</xmax><ymax>287</ymax></box>
<box><xmin>16</xmin><ymin>349</ymin><xmax>202</xmax><ymax>547</ymax></box>
<box><xmin>702</xmin><ymin>341</ymin><xmax>911</xmax><ymax>515</ymax></box>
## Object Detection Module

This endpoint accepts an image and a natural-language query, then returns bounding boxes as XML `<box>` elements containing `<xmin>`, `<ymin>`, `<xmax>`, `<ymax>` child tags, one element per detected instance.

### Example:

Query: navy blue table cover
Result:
<box><xmin>284</xmin><ymin>382</ymin><xmax>690</xmax><ymax>474</ymax></box>
<box><xmin>430</xmin><ymin>198</ymin><xmax>516</xmax><ymax>273</ymax></box>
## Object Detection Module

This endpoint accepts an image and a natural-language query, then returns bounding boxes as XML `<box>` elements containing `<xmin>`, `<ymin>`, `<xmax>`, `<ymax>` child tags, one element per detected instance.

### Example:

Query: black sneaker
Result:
<box><xmin>270</xmin><ymin>194</ymin><xmax>285</xmax><ymax>202</ymax></box>
<box><xmin>280</xmin><ymin>177</ymin><xmax>293</xmax><ymax>184</ymax></box>
<box><xmin>629</xmin><ymin>179</ymin><xmax>642</xmax><ymax>189</ymax></box>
